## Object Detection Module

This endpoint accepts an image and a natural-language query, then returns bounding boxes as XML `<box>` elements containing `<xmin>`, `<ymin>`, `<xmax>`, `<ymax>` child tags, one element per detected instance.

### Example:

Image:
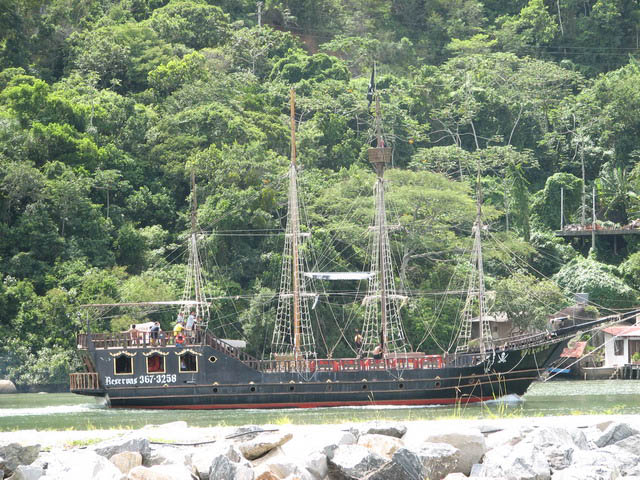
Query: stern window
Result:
<box><xmin>179</xmin><ymin>353</ymin><xmax>198</xmax><ymax>373</ymax></box>
<box><xmin>114</xmin><ymin>355</ymin><xmax>133</xmax><ymax>375</ymax></box>
<box><xmin>147</xmin><ymin>354</ymin><xmax>165</xmax><ymax>374</ymax></box>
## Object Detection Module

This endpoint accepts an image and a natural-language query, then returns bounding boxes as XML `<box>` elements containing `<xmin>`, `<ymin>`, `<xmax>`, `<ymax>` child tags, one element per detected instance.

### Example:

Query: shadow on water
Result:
<box><xmin>1</xmin><ymin>380</ymin><xmax>640</xmax><ymax>431</ymax></box>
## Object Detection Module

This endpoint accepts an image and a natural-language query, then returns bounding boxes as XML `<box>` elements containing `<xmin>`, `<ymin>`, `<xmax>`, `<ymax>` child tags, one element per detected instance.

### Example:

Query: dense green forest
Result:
<box><xmin>2</xmin><ymin>0</ymin><xmax>640</xmax><ymax>386</ymax></box>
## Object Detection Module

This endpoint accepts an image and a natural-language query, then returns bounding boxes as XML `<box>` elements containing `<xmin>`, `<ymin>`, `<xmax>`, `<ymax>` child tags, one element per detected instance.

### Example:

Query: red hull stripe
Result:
<box><xmin>114</xmin><ymin>396</ymin><xmax>496</xmax><ymax>410</ymax></box>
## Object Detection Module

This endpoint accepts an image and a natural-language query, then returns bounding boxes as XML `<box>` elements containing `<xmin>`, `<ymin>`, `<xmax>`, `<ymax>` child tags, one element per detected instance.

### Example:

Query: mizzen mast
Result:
<box><xmin>456</xmin><ymin>172</ymin><xmax>493</xmax><ymax>356</ymax></box>
<box><xmin>182</xmin><ymin>171</ymin><xmax>210</xmax><ymax>331</ymax></box>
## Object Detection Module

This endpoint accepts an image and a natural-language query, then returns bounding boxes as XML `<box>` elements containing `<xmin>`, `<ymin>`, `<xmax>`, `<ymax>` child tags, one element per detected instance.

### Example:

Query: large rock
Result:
<box><xmin>304</xmin><ymin>452</ymin><xmax>327</xmax><ymax>480</ymax></box>
<box><xmin>93</xmin><ymin>435</ymin><xmax>150</xmax><ymax>461</ymax></box>
<box><xmin>145</xmin><ymin>445</ymin><xmax>192</xmax><ymax>467</ymax></box>
<box><xmin>417</xmin><ymin>428</ymin><xmax>486</xmax><ymax>475</ymax></box>
<box><xmin>359</xmin><ymin>422</ymin><xmax>407</xmax><ymax>439</ymax></box>
<box><xmin>192</xmin><ymin>443</ymin><xmax>245</xmax><ymax>480</ymax></box>
<box><xmin>479</xmin><ymin>439</ymin><xmax>551</xmax><ymax>480</ymax></box>
<box><xmin>239</xmin><ymin>432</ymin><xmax>293</xmax><ymax>460</ymax></box>
<box><xmin>357</xmin><ymin>434</ymin><xmax>404</xmax><ymax>459</ymax></box>
<box><xmin>110</xmin><ymin>451</ymin><xmax>142</xmax><ymax>474</ymax></box>
<box><xmin>209</xmin><ymin>454</ymin><xmax>255</xmax><ymax>480</ymax></box>
<box><xmin>33</xmin><ymin>449</ymin><xmax>122</xmax><ymax>480</ymax></box>
<box><xmin>256</xmin><ymin>457</ymin><xmax>313</xmax><ymax>480</ymax></box>
<box><xmin>551</xmin><ymin>465</ymin><xmax>619</xmax><ymax>480</ymax></box>
<box><xmin>6</xmin><ymin>464</ymin><xmax>43</xmax><ymax>480</ymax></box>
<box><xmin>0</xmin><ymin>380</ymin><xmax>17</xmax><ymax>394</ymax></box>
<box><xmin>524</xmin><ymin>426</ymin><xmax>588</xmax><ymax>471</ymax></box>
<box><xmin>593</xmin><ymin>422</ymin><xmax>639</xmax><ymax>448</ymax></box>
<box><xmin>327</xmin><ymin>444</ymin><xmax>387</xmax><ymax>480</ymax></box>
<box><xmin>614</xmin><ymin>433</ymin><xmax>640</xmax><ymax>456</ymax></box>
<box><xmin>129</xmin><ymin>465</ymin><xmax>195</xmax><ymax>480</ymax></box>
<box><xmin>0</xmin><ymin>444</ymin><xmax>41</xmax><ymax>477</ymax></box>
<box><xmin>365</xmin><ymin>443</ymin><xmax>459</xmax><ymax>480</ymax></box>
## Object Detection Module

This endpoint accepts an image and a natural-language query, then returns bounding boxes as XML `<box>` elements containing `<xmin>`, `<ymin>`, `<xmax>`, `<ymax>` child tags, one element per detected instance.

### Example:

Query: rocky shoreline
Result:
<box><xmin>2</xmin><ymin>414</ymin><xmax>640</xmax><ymax>479</ymax></box>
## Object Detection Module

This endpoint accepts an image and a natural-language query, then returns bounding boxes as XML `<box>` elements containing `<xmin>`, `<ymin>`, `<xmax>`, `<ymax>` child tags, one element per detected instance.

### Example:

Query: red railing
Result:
<box><xmin>258</xmin><ymin>354</ymin><xmax>444</xmax><ymax>373</ymax></box>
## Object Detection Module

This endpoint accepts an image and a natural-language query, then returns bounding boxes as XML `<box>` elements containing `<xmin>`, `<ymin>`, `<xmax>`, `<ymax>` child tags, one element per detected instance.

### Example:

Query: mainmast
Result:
<box><xmin>361</xmin><ymin>80</ymin><xmax>409</xmax><ymax>358</ymax></box>
<box><xmin>182</xmin><ymin>171</ymin><xmax>210</xmax><ymax>331</ymax></box>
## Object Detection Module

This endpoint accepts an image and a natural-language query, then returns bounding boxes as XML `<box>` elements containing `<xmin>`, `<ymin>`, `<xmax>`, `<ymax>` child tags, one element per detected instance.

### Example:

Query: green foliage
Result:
<box><xmin>494</xmin><ymin>272</ymin><xmax>567</xmax><ymax>332</ymax></box>
<box><xmin>146</xmin><ymin>1</ymin><xmax>230</xmax><ymax>50</ymax></box>
<box><xmin>530</xmin><ymin>173</ymin><xmax>583</xmax><ymax>230</ymax></box>
<box><xmin>553</xmin><ymin>257</ymin><xmax>638</xmax><ymax>309</ymax></box>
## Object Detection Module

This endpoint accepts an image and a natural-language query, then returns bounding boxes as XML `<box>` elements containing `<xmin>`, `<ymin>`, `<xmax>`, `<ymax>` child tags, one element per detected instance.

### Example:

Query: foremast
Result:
<box><xmin>361</xmin><ymin>92</ymin><xmax>409</xmax><ymax>357</ymax></box>
<box><xmin>271</xmin><ymin>89</ymin><xmax>317</xmax><ymax>362</ymax></box>
<box><xmin>456</xmin><ymin>172</ymin><xmax>493</xmax><ymax>356</ymax></box>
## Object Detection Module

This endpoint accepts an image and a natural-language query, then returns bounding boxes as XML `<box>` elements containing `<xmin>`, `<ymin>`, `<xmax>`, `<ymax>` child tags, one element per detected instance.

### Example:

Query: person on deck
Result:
<box><xmin>186</xmin><ymin>311</ymin><xmax>196</xmax><ymax>330</ymax></box>
<box><xmin>150</xmin><ymin>322</ymin><xmax>160</xmax><ymax>344</ymax></box>
<box><xmin>127</xmin><ymin>324</ymin><xmax>140</xmax><ymax>344</ymax></box>
<box><xmin>354</xmin><ymin>329</ymin><xmax>363</xmax><ymax>357</ymax></box>
<box><xmin>372</xmin><ymin>344</ymin><xmax>383</xmax><ymax>360</ymax></box>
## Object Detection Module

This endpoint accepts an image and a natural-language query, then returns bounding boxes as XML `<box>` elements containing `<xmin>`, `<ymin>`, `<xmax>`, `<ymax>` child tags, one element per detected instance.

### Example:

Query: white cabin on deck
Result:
<box><xmin>602</xmin><ymin>324</ymin><xmax>640</xmax><ymax>367</ymax></box>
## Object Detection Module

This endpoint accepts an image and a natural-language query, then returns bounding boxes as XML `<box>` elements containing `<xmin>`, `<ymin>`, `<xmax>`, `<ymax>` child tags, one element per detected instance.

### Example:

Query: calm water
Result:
<box><xmin>1</xmin><ymin>380</ymin><xmax>639</xmax><ymax>431</ymax></box>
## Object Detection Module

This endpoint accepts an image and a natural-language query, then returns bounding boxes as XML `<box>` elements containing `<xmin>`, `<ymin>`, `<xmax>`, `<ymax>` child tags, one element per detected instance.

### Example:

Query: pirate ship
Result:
<box><xmin>70</xmin><ymin>89</ymin><xmax>617</xmax><ymax>409</ymax></box>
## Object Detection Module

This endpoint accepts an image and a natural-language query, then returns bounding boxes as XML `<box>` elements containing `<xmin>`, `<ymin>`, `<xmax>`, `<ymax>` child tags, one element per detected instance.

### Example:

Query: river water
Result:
<box><xmin>1</xmin><ymin>379</ymin><xmax>639</xmax><ymax>431</ymax></box>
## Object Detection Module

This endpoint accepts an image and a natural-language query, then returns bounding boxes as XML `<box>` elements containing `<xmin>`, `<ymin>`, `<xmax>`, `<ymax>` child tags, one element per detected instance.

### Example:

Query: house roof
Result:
<box><xmin>560</xmin><ymin>341</ymin><xmax>587</xmax><ymax>358</ymax></box>
<box><xmin>603</xmin><ymin>326</ymin><xmax>640</xmax><ymax>337</ymax></box>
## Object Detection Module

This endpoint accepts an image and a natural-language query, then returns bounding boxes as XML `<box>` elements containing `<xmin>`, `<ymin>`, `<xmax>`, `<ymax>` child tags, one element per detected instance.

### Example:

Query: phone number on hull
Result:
<box><xmin>104</xmin><ymin>374</ymin><xmax>177</xmax><ymax>386</ymax></box>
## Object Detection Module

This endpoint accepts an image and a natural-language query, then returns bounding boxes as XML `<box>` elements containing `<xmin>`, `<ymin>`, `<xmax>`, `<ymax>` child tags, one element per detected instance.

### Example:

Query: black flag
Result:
<box><xmin>367</xmin><ymin>63</ymin><xmax>375</xmax><ymax>108</ymax></box>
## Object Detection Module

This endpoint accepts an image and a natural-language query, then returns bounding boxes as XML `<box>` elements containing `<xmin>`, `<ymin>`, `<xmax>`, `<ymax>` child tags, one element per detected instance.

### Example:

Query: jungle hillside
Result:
<box><xmin>2</xmin><ymin>0</ymin><xmax>640</xmax><ymax>386</ymax></box>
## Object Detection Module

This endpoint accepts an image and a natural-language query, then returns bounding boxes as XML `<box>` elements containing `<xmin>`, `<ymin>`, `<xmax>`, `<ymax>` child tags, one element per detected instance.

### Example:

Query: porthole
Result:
<box><xmin>435</xmin><ymin>381</ymin><xmax>441</xmax><ymax>388</ymax></box>
<box><xmin>398</xmin><ymin>383</ymin><xmax>404</xmax><ymax>389</ymax></box>
<box><xmin>209</xmin><ymin>356</ymin><xmax>217</xmax><ymax>363</ymax></box>
<box><xmin>213</xmin><ymin>387</ymin><xmax>218</xmax><ymax>393</ymax></box>
<box><xmin>250</xmin><ymin>386</ymin><xmax>256</xmax><ymax>392</ymax></box>
<box><xmin>289</xmin><ymin>385</ymin><xmax>295</xmax><ymax>391</ymax></box>
<box><xmin>362</xmin><ymin>384</ymin><xmax>368</xmax><ymax>390</ymax></box>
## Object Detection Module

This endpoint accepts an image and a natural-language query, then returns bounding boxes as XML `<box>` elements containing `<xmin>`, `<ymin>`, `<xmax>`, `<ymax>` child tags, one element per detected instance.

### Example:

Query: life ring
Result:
<box><xmin>175</xmin><ymin>334</ymin><xmax>185</xmax><ymax>345</ymax></box>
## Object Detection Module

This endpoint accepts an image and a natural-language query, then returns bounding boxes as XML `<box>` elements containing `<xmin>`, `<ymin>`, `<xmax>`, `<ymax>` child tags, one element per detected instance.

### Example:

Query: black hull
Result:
<box><xmin>72</xmin><ymin>333</ymin><xmax>569</xmax><ymax>410</ymax></box>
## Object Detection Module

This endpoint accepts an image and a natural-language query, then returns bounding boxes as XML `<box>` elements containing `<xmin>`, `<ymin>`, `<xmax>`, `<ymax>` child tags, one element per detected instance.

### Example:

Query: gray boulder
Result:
<box><xmin>109</xmin><ymin>451</ymin><xmax>142</xmax><ymax>474</ymax></box>
<box><xmin>418</xmin><ymin>428</ymin><xmax>486</xmax><ymax>475</ymax></box>
<box><xmin>192</xmin><ymin>443</ymin><xmax>245</xmax><ymax>480</ymax></box>
<box><xmin>0</xmin><ymin>444</ymin><xmax>40</xmax><ymax>477</ymax></box>
<box><xmin>551</xmin><ymin>465</ymin><xmax>619</xmax><ymax>480</ymax></box>
<box><xmin>304</xmin><ymin>452</ymin><xmax>327</xmax><ymax>480</ymax></box>
<box><xmin>93</xmin><ymin>435</ymin><xmax>150</xmax><ymax>461</ymax></box>
<box><xmin>327</xmin><ymin>444</ymin><xmax>387</xmax><ymax>480</ymax></box>
<box><xmin>238</xmin><ymin>432</ymin><xmax>293</xmax><ymax>461</ymax></box>
<box><xmin>6</xmin><ymin>464</ymin><xmax>43</xmax><ymax>480</ymax></box>
<box><xmin>34</xmin><ymin>449</ymin><xmax>122</xmax><ymax>480</ymax></box>
<box><xmin>365</xmin><ymin>444</ymin><xmax>459</xmax><ymax>480</ymax></box>
<box><xmin>613</xmin><ymin>433</ymin><xmax>640</xmax><ymax>456</ymax></box>
<box><xmin>357</xmin><ymin>433</ymin><xmax>403</xmax><ymax>459</ymax></box>
<box><xmin>0</xmin><ymin>380</ymin><xmax>17</xmax><ymax>394</ymax></box>
<box><xmin>480</xmin><ymin>439</ymin><xmax>551</xmax><ymax>480</ymax></box>
<box><xmin>599</xmin><ymin>444</ymin><xmax>640</xmax><ymax>476</ymax></box>
<box><xmin>524</xmin><ymin>426</ymin><xmax>588</xmax><ymax>471</ymax></box>
<box><xmin>144</xmin><ymin>445</ymin><xmax>192</xmax><ymax>467</ymax></box>
<box><xmin>593</xmin><ymin>422</ymin><xmax>639</xmax><ymax>448</ymax></box>
<box><xmin>359</xmin><ymin>422</ymin><xmax>407</xmax><ymax>439</ymax></box>
<box><xmin>129</xmin><ymin>464</ymin><xmax>196</xmax><ymax>480</ymax></box>
<box><xmin>209</xmin><ymin>454</ymin><xmax>254</xmax><ymax>480</ymax></box>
